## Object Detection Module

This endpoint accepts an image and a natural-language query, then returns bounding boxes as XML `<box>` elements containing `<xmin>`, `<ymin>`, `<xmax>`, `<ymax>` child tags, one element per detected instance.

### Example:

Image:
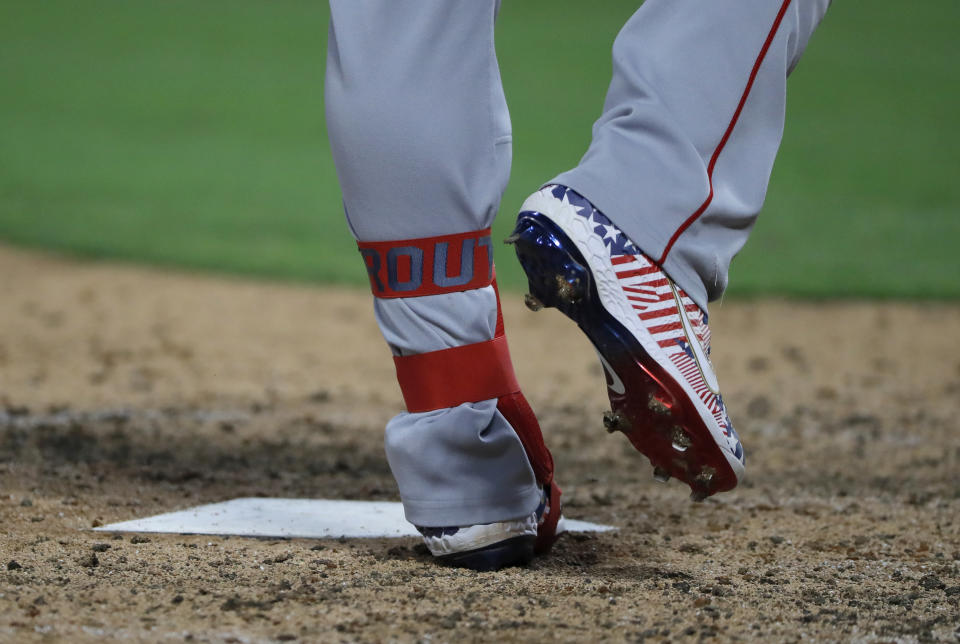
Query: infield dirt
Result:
<box><xmin>1</xmin><ymin>243</ymin><xmax>958</xmax><ymax>643</ymax></box>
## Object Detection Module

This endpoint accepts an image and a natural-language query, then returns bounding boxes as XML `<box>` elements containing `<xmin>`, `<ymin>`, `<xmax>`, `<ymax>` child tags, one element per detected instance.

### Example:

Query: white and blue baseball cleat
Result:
<box><xmin>507</xmin><ymin>185</ymin><xmax>745</xmax><ymax>500</ymax></box>
<box><xmin>416</xmin><ymin>485</ymin><xmax>562</xmax><ymax>571</ymax></box>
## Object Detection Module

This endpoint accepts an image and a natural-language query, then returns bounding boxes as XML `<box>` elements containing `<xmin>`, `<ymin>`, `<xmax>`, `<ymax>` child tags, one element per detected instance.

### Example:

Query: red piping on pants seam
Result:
<box><xmin>656</xmin><ymin>0</ymin><xmax>794</xmax><ymax>266</ymax></box>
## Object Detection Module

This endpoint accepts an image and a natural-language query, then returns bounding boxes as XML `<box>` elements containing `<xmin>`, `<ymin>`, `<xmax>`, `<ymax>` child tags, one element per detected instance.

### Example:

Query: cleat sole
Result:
<box><xmin>511</xmin><ymin>213</ymin><xmax>739</xmax><ymax>499</ymax></box>
<box><xmin>435</xmin><ymin>535</ymin><xmax>535</xmax><ymax>572</ymax></box>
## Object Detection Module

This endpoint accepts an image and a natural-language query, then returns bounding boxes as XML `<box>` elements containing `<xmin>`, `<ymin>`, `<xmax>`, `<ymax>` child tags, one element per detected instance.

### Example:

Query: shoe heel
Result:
<box><xmin>507</xmin><ymin>215</ymin><xmax>590</xmax><ymax>317</ymax></box>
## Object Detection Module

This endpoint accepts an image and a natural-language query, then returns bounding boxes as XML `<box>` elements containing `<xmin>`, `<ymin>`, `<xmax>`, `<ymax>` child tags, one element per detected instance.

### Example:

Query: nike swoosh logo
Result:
<box><xmin>671</xmin><ymin>285</ymin><xmax>720</xmax><ymax>394</ymax></box>
<box><xmin>596</xmin><ymin>352</ymin><xmax>626</xmax><ymax>395</ymax></box>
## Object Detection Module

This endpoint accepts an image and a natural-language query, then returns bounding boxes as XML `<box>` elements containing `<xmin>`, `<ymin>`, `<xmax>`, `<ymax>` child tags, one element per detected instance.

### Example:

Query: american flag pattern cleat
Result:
<box><xmin>507</xmin><ymin>185</ymin><xmax>745</xmax><ymax>499</ymax></box>
<box><xmin>416</xmin><ymin>484</ymin><xmax>561</xmax><ymax>572</ymax></box>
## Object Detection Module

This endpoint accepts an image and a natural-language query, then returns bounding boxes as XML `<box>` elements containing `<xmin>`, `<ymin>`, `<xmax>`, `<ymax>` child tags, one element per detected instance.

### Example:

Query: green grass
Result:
<box><xmin>1</xmin><ymin>1</ymin><xmax>957</xmax><ymax>298</ymax></box>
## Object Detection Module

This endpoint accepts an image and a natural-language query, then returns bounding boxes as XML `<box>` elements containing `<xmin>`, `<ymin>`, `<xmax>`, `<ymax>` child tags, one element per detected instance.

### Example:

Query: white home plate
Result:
<box><xmin>94</xmin><ymin>498</ymin><xmax>616</xmax><ymax>539</ymax></box>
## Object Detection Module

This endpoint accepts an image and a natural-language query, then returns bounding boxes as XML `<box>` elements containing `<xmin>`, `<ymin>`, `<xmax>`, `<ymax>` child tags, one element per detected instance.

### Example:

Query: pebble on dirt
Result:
<box><xmin>918</xmin><ymin>575</ymin><xmax>945</xmax><ymax>591</ymax></box>
<box><xmin>78</xmin><ymin>554</ymin><xmax>99</xmax><ymax>568</ymax></box>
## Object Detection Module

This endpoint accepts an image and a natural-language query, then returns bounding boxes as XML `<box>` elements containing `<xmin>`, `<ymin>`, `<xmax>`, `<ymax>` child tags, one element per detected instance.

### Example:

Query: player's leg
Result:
<box><xmin>509</xmin><ymin>0</ymin><xmax>831</xmax><ymax>498</ymax></box>
<box><xmin>325</xmin><ymin>0</ymin><xmax>560</xmax><ymax>570</ymax></box>
<box><xmin>553</xmin><ymin>0</ymin><xmax>831</xmax><ymax>308</ymax></box>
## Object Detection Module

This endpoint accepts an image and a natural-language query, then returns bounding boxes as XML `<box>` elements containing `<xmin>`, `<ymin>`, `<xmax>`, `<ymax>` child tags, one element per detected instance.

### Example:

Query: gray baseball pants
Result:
<box><xmin>325</xmin><ymin>0</ymin><xmax>831</xmax><ymax>527</ymax></box>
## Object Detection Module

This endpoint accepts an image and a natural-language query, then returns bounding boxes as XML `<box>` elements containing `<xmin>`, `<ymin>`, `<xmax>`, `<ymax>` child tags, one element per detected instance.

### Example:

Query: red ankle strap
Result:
<box><xmin>394</xmin><ymin>334</ymin><xmax>520</xmax><ymax>413</ymax></box>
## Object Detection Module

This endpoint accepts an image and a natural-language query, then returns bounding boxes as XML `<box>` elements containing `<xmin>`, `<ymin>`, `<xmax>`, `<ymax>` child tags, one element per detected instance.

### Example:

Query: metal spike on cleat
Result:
<box><xmin>554</xmin><ymin>274</ymin><xmax>582</xmax><ymax>304</ymax></box>
<box><xmin>652</xmin><ymin>466</ymin><xmax>670</xmax><ymax>483</ymax></box>
<box><xmin>647</xmin><ymin>394</ymin><xmax>670</xmax><ymax>415</ymax></box>
<box><xmin>523</xmin><ymin>294</ymin><xmax>544</xmax><ymax>312</ymax></box>
<box><xmin>602</xmin><ymin>411</ymin><xmax>618</xmax><ymax>433</ymax></box>
<box><xmin>695</xmin><ymin>466</ymin><xmax>715</xmax><ymax>487</ymax></box>
<box><xmin>602</xmin><ymin>411</ymin><xmax>630</xmax><ymax>434</ymax></box>
<box><xmin>671</xmin><ymin>427</ymin><xmax>691</xmax><ymax>452</ymax></box>
<box><xmin>690</xmin><ymin>466</ymin><xmax>715</xmax><ymax>502</ymax></box>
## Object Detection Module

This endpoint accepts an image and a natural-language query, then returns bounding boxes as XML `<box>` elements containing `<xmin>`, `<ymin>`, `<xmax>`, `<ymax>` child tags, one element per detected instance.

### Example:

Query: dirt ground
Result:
<box><xmin>0</xmin><ymin>242</ymin><xmax>958</xmax><ymax>643</ymax></box>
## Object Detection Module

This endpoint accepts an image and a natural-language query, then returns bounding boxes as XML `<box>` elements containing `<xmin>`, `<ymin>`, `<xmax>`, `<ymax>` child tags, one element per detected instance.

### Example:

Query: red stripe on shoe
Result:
<box><xmin>648</xmin><ymin>321</ymin><xmax>683</xmax><ymax>334</ymax></box>
<box><xmin>639</xmin><ymin>307</ymin><xmax>678</xmax><ymax>320</ymax></box>
<box><xmin>628</xmin><ymin>292</ymin><xmax>675</xmax><ymax>304</ymax></box>
<box><xmin>625</xmin><ymin>277</ymin><xmax>670</xmax><ymax>288</ymax></box>
<box><xmin>622</xmin><ymin>284</ymin><xmax>660</xmax><ymax>294</ymax></box>
<box><xmin>615</xmin><ymin>265</ymin><xmax>660</xmax><ymax>279</ymax></box>
<box><xmin>657</xmin><ymin>0</ymin><xmax>794</xmax><ymax>265</ymax></box>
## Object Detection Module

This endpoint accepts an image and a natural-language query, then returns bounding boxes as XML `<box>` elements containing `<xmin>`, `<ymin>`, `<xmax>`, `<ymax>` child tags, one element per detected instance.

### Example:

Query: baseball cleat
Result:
<box><xmin>507</xmin><ymin>185</ymin><xmax>745</xmax><ymax>500</ymax></box>
<box><xmin>416</xmin><ymin>484</ymin><xmax>562</xmax><ymax>572</ymax></box>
